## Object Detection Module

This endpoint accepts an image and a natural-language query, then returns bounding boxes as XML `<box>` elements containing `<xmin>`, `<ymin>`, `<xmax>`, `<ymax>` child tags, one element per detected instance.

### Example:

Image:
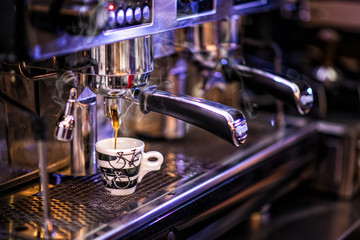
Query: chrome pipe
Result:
<box><xmin>138</xmin><ymin>85</ymin><xmax>248</xmax><ymax>146</ymax></box>
<box><xmin>36</xmin><ymin>140</ymin><xmax>54</xmax><ymax>239</ymax></box>
<box><xmin>224</xmin><ymin>62</ymin><xmax>314</xmax><ymax>115</ymax></box>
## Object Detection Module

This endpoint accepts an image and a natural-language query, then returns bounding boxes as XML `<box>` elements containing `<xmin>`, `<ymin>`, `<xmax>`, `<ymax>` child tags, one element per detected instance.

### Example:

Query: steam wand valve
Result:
<box><xmin>54</xmin><ymin>88</ymin><xmax>77</xmax><ymax>141</ymax></box>
<box><xmin>0</xmin><ymin>92</ymin><xmax>54</xmax><ymax>239</ymax></box>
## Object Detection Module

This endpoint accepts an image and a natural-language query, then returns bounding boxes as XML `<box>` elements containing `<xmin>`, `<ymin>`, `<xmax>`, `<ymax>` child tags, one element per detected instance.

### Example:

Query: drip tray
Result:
<box><xmin>0</xmin><ymin>117</ymin><xmax>313</xmax><ymax>239</ymax></box>
<box><xmin>0</xmin><ymin>154</ymin><xmax>206</xmax><ymax>239</ymax></box>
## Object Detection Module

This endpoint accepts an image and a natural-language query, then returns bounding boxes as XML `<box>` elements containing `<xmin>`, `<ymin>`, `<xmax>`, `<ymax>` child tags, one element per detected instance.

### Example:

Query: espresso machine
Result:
<box><xmin>4</xmin><ymin>0</ymin><xmax>360</xmax><ymax>239</ymax></box>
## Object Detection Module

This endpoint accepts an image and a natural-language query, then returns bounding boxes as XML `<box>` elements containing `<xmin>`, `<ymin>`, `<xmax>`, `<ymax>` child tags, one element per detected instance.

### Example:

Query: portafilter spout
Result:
<box><xmin>79</xmin><ymin>35</ymin><xmax>247</xmax><ymax>146</ymax></box>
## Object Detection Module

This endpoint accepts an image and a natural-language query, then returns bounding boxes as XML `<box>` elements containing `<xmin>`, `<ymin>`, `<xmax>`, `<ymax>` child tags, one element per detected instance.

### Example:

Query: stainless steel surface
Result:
<box><xmin>0</xmin><ymin>88</ymin><xmax>52</xmax><ymax>238</ymax></box>
<box><xmin>0</xmin><ymin>164</ymin><xmax>195</xmax><ymax>239</ymax></box>
<box><xmin>310</xmin><ymin>119</ymin><xmax>360</xmax><ymax>200</ymax></box>
<box><xmin>189</xmin><ymin>16</ymin><xmax>243</xmax><ymax>65</ymax></box>
<box><xmin>2</xmin><ymin>1</ymin><xmax>359</xmax><ymax>239</ymax></box>
<box><xmin>78</xmin><ymin>31</ymin><xmax>248</xmax><ymax>146</ymax></box>
<box><xmin>90</xmin><ymin>36</ymin><xmax>154</xmax><ymax>76</ymax></box>
<box><xmin>131</xmin><ymin>57</ymin><xmax>188</xmax><ymax>140</ymax></box>
<box><xmin>104</xmin><ymin>97</ymin><xmax>122</xmax><ymax>118</ymax></box>
<box><xmin>0</xmin><ymin>117</ymin><xmax>316</xmax><ymax>239</ymax></box>
<box><xmin>161</xmin><ymin>58</ymin><xmax>187</xmax><ymax>140</ymax></box>
<box><xmin>19</xmin><ymin>0</ymin><xmax>278</xmax><ymax>60</ymax></box>
<box><xmin>139</xmin><ymin>85</ymin><xmax>248</xmax><ymax>146</ymax></box>
<box><xmin>1</xmin><ymin>68</ymin><xmax>71</xmax><ymax>171</ymax></box>
<box><xmin>225</xmin><ymin>62</ymin><xmax>314</xmax><ymax>115</ymax></box>
<box><xmin>71</xmin><ymin>95</ymin><xmax>98</xmax><ymax>176</ymax></box>
<box><xmin>80</xmin><ymin>71</ymin><xmax>151</xmax><ymax>97</ymax></box>
<box><xmin>185</xmin><ymin>16</ymin><xmax>313</xmax><ymax>115</ymax></box>
<box><xmin>220</xmin><ymin>185</ymin><xmax>360</xmax><ymax>240</ymax></box>
<box><xmin>0</xmin><ymin>126</ymin><xmax>212</xmax><ymax>239</ymax></box>
<box><xmin>191</xmin><ymin>21</ymin><xmax>221</xmax><ymax>64</ymax></box>
<box><xmin>80</xmin><ymin>36</ymin><xmax>153</xmax><ymax>97</ymax></box>
<box><xmin>36</xmin><ymin>140</ymin><xmax>54</xmax><ymax>239</ymax></box>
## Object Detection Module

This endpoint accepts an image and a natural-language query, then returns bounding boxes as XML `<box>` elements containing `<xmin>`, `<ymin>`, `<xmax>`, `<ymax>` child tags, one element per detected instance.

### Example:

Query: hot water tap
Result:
<box><xmin>54</xmin><ymin>88</ymin><xmax>77</xmax><ymax>141</ymax></box>
<box><xmin>54</xmin><ymin>69</ymin><xmax>98</xmax><ymax>176</ymax></box>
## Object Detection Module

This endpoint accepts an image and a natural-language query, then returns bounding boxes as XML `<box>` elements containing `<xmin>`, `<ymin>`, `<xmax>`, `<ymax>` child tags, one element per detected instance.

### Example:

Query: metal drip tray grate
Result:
<box><xmin>0</xmin><ymin>121</ymin><xmax>283</xmax><ymax>239</ymax></box>
<box><xmin>0</xmin><ymin>157</ymin><xmax>205</xmax><ymax>239</ymax></box>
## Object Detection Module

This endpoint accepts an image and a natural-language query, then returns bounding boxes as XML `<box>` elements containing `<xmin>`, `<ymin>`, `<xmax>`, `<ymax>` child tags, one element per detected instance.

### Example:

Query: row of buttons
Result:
<box><xmin>109</xmin><ymin>5</ymin><xmax>151</xmax><ymax>27</ymax></box>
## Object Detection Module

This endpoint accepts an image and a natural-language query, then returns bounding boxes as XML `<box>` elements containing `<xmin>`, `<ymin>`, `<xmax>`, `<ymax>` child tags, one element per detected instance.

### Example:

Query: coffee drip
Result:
<box><xmin>110</xmin><ymin>104</ymin><xmax>121</xmax><ymax>149</ymax></box>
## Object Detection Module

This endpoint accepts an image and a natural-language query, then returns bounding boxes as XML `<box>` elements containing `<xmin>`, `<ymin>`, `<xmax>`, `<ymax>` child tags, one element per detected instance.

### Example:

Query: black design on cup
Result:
<box><xmin>101</xmin><ymin>167</ymin><xmax>139</xmax><ymax>189</ymax></box>
<box><xmin>97</xmin><ymin>149</ymin><xmax>141</xmax><ymax>169</ymax></box>
<box><xmin>96</xmin><ymin>137</ymin><xmax>164</xmax><ymax>195</ymax></box>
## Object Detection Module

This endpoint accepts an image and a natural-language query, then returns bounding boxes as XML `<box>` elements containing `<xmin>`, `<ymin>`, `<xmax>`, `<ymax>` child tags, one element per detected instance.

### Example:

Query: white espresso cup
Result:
<box><xmin>96</xmin><ymin>137</ymin><xmax>164</xmax><ymax>196</ymax></box>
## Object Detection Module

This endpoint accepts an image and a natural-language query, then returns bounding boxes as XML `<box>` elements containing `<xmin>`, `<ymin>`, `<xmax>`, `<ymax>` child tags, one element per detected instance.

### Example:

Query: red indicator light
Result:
<box><xmin>108</xmin><ymin>4</ymin><xmax>115</xmax><ymax>11</ymax></box>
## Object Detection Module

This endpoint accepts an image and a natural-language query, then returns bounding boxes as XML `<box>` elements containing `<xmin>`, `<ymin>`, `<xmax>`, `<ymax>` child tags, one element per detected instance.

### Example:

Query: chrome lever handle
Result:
<box><xmin>223</xmin><ymin>61</ymin><xmax>314</xmax><ymax>115</ymax></box>
<box><xmin>138</xmin><ymin>85</ymin><xmax>247</xmax><ymax>146</ymax></box>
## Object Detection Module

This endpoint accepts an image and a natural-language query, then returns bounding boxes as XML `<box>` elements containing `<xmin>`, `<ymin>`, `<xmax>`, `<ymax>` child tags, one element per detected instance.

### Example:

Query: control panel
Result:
<box><xmin>28</xmin><ymin>0</ymin><xmax>153</xmax><ymax>36</ymax></box>
<box><xmin>25</xmin><ymin>0</ymin><xmax>279</xmax><ymax>60</ymax></box>
<box><xmin>102</xmin><ymin>0</ymin><xmax>152</xmax><ymax>30</ymax></box>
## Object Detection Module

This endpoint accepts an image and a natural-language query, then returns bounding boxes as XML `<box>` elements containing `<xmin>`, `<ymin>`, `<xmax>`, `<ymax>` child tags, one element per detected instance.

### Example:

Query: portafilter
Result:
<box><xmin>77</xmin><ymin>35</ymin><xmax>247</xmax><ymax>146</ymax></box>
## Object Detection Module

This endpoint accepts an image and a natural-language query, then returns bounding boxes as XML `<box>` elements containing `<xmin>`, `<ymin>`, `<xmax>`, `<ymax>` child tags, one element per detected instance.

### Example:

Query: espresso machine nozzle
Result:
<box><xmin>54</xmin><ymin>88</ymin><xmax>77</xmax><ymax>141</ymax></box>
<box><xmin>104</xmin><ymin>97</ymin><xmax>122</xmax><ymax>119</ymax></box>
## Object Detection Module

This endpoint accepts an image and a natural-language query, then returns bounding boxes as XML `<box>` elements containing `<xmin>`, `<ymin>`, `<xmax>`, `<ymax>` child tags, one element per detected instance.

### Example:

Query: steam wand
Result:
<box><xmin>0</xmin><ymin>92</ymin><xmax>53</xmax><ymax>238</ymax></box>
<box><xmin>54</xmin><ymin>71</ymin><xmax>78</xmax><ymax>142</ymax></box>
<box><xmin>54</xmin><ymin>88</ymin><xmax>77</xmax><ymax>141</ymax></box>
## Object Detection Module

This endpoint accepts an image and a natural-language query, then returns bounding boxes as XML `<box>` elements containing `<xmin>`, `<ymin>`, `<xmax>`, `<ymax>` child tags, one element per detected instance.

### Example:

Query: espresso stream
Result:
<box><xmin>110</xmin><ymin>105</ymin><xmax>120</xmax><ymax>149</ymax></box>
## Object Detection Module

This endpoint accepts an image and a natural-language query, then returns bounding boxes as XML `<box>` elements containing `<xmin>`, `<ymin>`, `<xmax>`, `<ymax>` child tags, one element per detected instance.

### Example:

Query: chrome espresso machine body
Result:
<box><xmin>2</xmin><ymin>0</ymin><xmax>354</xmax><ymax>239</ymax></box>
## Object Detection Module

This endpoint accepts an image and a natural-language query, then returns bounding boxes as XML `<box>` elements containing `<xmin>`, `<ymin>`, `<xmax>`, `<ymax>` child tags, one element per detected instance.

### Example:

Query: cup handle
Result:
<box><xmin>138</xmin><ymin>151</ymin><xmax>164</xmax><ymax>183</ymax></box>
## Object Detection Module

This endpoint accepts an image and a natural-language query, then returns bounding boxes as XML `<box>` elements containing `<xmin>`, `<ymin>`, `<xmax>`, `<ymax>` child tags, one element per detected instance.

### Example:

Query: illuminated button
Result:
<box><xmin>134</xmin><ymin>7</ymin><xmax>142</xmax><ymax>21</ymax></box>
<box><xmin>126</xmin><ymin>8</ymin><xmax>133</xmax><ymax>23</ymax></box>
<box><xmin>142</xmin><ymin>5</ymin><xmax>150</xmax><ymax>20</ymax></box>
<box><xmin>108</xmin><ymin>11</ymin><xmax>116</xmax><ymax>27</ymax></box>
<box><xmin>116</xmin><ymin>9</ymin><xmax>125</xmax><ymax>25</ymax></box>
<box><xmin>108</xmin><ymin>4</ymin><xmax>115</xmax><ymax>11</ymax></box>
